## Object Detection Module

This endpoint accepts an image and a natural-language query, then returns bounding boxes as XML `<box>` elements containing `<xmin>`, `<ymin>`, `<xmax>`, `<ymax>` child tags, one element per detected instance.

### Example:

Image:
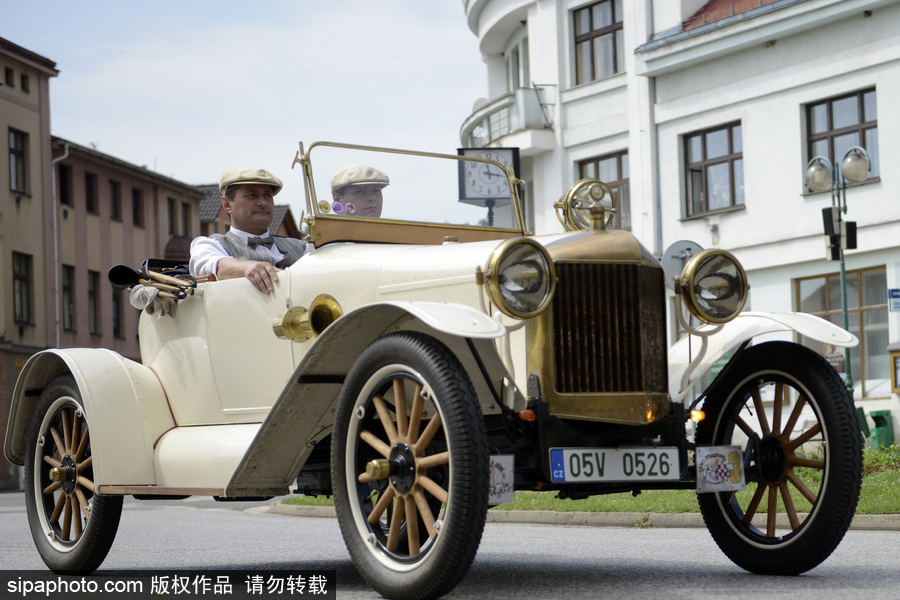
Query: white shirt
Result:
<box><xmin>189</xmin><ymin>227</ymin><xmax>286</xmax><ymax>278</ymax></box>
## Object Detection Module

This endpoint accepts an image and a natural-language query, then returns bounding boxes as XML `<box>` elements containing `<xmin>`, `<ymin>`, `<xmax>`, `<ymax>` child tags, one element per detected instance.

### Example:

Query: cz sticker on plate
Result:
<box><xmin>549</xmin><ymin>447</ymin><xmax>680</xmax><ymax>483</ymax></box>
<box><xmin>695</xmin><ymin>445</ymin><xmax>746</xmax><ymax>493</ymax></box>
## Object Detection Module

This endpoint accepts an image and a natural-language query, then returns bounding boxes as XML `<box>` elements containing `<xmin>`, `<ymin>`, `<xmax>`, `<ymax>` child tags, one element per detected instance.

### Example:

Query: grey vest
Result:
<box><xmin>211</xmin><ymin>231</ymin><xmax>307</xmax><ymax>269</ymax></box>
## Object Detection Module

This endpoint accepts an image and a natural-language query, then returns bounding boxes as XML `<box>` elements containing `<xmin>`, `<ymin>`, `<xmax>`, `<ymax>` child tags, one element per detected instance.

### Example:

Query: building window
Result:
<box><xmin>505</xmin><ymin>29</ymin><xmax>529</xmax><ymax>92</ymax></box>
<box><xmin>58</xmin><ymin>164</ymin><xmax>73</xmax><ymax>205</ymax></box>
<box><xmin>13</xmin><ymin>252</ymin><xmax>32</xmax><ymax>325</ymax></box>
<box><xmin>9</xmin><ymin>129</ymin><xmax>27</xmax><ymax>193</ymax></box>
<box><xmin>168</xmin><ymin>197</ymin><xmax>177</xmax><ymax>234</ymax></box>
<box><xmin>181</xmin><ymin>202</ymin><xmax>191</xmax><ymax>237</ymax></box>
<box><xmin>578</xmin><ymin>151</ymin><xmax>630</xmax><ymax>229</ymax></box>
<box><xmin>112</xmin><ymin>290</ymin><xmax>123</xmax><ymax>339</ymax></box>
<box><xmin>21</xmin><ymin>73</ymin><xmax>30</xmax><ymax>93</ymax></box>
<box><xmin>62</xmin><ymin>265</ymin><xmax>75</xmax><ymax>331</ymax></box>
<box><xmin>4</xmin><ymin>68</ymin><xmax>13</xmax><ymax>87</ymax></box>
<box><xmin>88</xmin><ymin>270</ymin><xmax>100</xmax><ymax>335</ymax></box>
<box><xmin>85</xmin><ymin>172</ymin><xmax>98</xmax><ymax>213</ymax></box>
<box><xmin>807</xmin><ymin>88</ymin><xmax>879</xmax><ymax>187</ymax></box>
<box><xmin>796</xmin><ymin>267</ymin><xmax>888</xmax><ymax>399</ymax></box>
<box><xmin>574</xmin><ymin>0</ymin><xmax>624</xmax><ymax>85</ymax></box>
<box><xmin>132</xmin><ymin>188</ymin><xmax>144</xmax><ymax>227</ymax></box>
<box><xmin>685</xmin><ymin>122</ymin><xmax>744</xmax><ymax>217</ymax></box>
<box><xmin>110</xmin><ymin>180</ymin><xmax>121</xmax><ymax>220</ymax></box>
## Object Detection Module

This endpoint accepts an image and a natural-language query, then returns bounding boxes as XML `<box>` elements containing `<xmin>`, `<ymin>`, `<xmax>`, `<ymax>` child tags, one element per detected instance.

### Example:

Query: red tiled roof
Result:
<box><xmin>684</xmin><ymin>0</ymin><xmax>779</xmax><ymax>30</ymax></box>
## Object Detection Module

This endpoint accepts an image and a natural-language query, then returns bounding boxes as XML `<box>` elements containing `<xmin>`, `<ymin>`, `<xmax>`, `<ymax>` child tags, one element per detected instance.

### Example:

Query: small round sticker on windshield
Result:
<box><xmin>332</xmin><ymin>201</ymin><xmax>344</xmax><ymax>215</ymax></box>
<box><xmin>317</xmin><ymin>200</ymin><xmax>330</xmax><ymax>213</ymax></box>
<box><xmin>345</xmin><ymin>203</ymin><xmax>357</xmax><ymax>215</ymax></box>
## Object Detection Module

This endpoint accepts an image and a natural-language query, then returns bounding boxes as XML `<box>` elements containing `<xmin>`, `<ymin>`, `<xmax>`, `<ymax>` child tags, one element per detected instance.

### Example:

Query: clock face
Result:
<box><xmin>461</xmin><ymin>149</ymin><xmax>515</xmax><ymax>199</ymax></box>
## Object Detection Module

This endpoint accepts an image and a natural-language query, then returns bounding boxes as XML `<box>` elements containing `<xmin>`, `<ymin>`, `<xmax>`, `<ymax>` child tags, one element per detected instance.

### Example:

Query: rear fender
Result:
<box><xmin>4</xmin><ymin>349</ymin><xmax>174</xmax><ymax>486</ymax></box>
<box><xmin>226</xmin><ymin>301</ymin><xmax>509</xmax><ymax>497</ymax></box>
<box><xmin>668</xmin><ymin>311</ymin><xmax>858</xmax><ymax>404</ymax></box>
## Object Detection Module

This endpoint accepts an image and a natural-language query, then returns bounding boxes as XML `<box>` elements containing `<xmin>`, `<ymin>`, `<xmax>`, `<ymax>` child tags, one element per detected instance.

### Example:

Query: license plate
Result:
<box><xmin>549</xmin><ymin>447</ymin><xmax>680</xmax><ymax>483</ymax></box>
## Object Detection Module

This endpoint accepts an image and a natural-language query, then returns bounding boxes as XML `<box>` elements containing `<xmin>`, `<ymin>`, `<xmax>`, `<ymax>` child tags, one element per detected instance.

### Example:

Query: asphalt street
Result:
<box><xmin>2</xmin><ymin>491</ymin><xmax>899</xmax><ymax>599</ymax></box>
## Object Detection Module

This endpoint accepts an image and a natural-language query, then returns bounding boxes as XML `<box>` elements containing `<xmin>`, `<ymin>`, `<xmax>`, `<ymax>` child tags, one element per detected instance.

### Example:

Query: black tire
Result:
<box><xmin>332</xmin><ymin>332</ymin><xmax>489</xmax><ymax>600</ymax></box>
<box><xmin>697</xmin><ymin>342</ymin><xmax>862</xmax><ymax>575</ymax></box>
<box><xmin>24</xmin><ymin>374</ymin><xmax>122</xmax><ymax>574</ymax></box>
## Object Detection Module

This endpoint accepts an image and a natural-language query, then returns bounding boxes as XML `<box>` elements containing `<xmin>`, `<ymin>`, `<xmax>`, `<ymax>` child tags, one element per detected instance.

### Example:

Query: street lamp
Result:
<box><xmin>805</xmin><ymin>146</ymin><xmax>871</xmax><ymax>397</ymax></box>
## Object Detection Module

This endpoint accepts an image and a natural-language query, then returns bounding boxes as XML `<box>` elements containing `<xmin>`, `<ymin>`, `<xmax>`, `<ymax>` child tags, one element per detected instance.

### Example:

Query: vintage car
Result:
<box><xmin>5</xmin><ymin>142</ymin><xmax>862</xmax><ymax>600</ymax></box>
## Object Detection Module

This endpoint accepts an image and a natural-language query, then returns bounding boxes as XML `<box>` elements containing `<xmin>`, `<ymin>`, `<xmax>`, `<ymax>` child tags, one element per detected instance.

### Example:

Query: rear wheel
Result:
<box><xmin>24</xmin><ymin>374</ymin><xmax>122</xmax><ymax>573</ymax></box>
<box><xmin>332</xmin><ymin>332</ymin><xmax>489</xmax><ymax>600</ymax></box>
<box><xmin>697</xmin><ymin>342</ymin><xmax>861</xmax><ymax>574</ymax></box>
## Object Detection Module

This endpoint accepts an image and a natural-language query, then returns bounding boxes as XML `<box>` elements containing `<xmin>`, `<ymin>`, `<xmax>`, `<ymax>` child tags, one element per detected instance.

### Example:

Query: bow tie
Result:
<box><xmin>247</xmin><ymin>236</ymin><xmax>274</xmax><ymax>249</ymax></box>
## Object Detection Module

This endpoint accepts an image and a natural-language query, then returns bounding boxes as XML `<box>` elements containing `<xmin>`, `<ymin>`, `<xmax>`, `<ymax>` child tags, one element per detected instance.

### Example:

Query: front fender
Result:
<box><xmin>225</xmin><ymin>301</ymin><xmax>508</xmax><ymax>496</ymax></box>
<box><xmin>4</xmin><ymin>349</ymin><xmax>174</xmax><ymax>486</ymax></box>
<box><xmin>668</xmin><ymin>311</ymin><xmax>858</xmax><ymax>404</ymax></box>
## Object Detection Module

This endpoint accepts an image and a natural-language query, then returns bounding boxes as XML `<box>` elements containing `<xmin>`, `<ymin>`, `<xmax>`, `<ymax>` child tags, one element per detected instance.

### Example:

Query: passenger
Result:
<box><xmin>190</xmin><ymin>167</ymin><xmax>306</xmax><ymax>294</ymax></box>
<box><xmin>330</xmin><ymin>164</ymin><xmax>390</xmax><ymax>218</ymax></box>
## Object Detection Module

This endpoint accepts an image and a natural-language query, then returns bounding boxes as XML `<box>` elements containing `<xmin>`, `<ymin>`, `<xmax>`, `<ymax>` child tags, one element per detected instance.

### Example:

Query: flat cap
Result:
<box><xmin>331</xmin><ymin>164</ymin><xmax>390</xmax><ymax>192</ymax></box>
<box><xmin>219</xmin><ymin>166</ymin><xmax>283</xmax><ymax>195</ymax></box>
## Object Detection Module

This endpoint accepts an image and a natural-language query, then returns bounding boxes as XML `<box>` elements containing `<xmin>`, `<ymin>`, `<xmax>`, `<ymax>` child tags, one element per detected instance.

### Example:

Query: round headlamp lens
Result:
<box><xmin>681</xmin><ymin>250</ymin><xmax>748</xmax><ymax>324</ymax></box>
<box><xmin>487</xmin><ymin>239</ymin><xmax>556</xmax><ymax>318</ymax></box>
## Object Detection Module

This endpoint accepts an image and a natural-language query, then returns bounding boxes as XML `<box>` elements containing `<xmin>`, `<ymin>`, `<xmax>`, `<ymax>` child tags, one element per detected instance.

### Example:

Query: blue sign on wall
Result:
<box><xmin>890</xmin><ymin>289</ymin><xmax>900</xmax><ymax>312</ymax></box>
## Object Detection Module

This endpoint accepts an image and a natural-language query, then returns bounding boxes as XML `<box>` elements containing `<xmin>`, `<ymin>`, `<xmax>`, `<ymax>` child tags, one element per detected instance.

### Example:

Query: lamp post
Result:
<box><xmin>805</xmin><ymin>146</ymin><xmax>871</xmax><ymax>397</ymax></box>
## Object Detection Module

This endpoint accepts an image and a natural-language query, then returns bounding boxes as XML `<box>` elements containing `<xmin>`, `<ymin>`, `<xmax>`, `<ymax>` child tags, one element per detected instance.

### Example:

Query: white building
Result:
<box><xmin>460</xmin><ymin>0</ymin><xmax>900</xmax><ymax>431</ymax></box>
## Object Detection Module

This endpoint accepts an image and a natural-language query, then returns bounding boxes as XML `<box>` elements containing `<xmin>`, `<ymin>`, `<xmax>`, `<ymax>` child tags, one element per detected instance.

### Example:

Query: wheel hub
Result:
<box><xmin>388</xmin><ymin>443</ymin><xmax>417</xmax><ymax>494</ymax></box>
<box><xmin>49</xmin><ymin>455</ymin><xmax>77</xmax><ymax>495</ymax></box>
<box><xmin>757</xmin><ymin>437</ymin><xmax>787</xmax><ymax>482</ymax></box>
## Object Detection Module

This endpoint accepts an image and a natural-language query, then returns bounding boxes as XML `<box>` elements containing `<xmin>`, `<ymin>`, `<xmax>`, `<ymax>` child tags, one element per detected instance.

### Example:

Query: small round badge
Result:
<box><xmin>332</xmin><ymin>201</ymin><xmax>344</xmax><ymax>214</ymax></box>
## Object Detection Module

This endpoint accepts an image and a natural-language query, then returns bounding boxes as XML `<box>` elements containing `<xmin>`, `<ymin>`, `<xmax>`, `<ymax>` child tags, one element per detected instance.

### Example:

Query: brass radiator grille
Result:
<box><xmin>552</xmin><ymin>263</ymin><xmax>667</xmax><ymax>394</ymax></box>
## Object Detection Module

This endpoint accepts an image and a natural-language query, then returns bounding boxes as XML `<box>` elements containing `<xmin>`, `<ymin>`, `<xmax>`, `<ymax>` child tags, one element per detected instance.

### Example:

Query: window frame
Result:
<box><xmin>504</xmin><ymin>27</ymin><xmax>530</xmax><ymax>93</ymax></box>
<box><xmin>573</xmin><ymin>0</ymin><xmax>624</xmax><ymax>86</ymax></box>
<box><xmin>578</xmin><ymin>150</ymin><xmax>630</xmax><ymax>229</ymax></box>
<box><xmin>62</xmin><ymin>265</ymin><xmax>75</xmax><ymax>331</ymax></box>
<box><xmin>795</xmin><ymin>266</ymin><xmax>888</xmax><ymax>399</ymax></box>
<box><xmin>112</xmin><ymin>289</ymin><xmax>124</xmax><ymax>339</ymax></box>
<box><xmin>58</xmin><ymin>164</ymin><xmax>73</xmax><ymax>206</ymax></box>
<box><xmin>9</xmin><ymin>128</ymin><xmax>28</xmax><ymax>194</ymax></box>
<box><xmin>132</xmin><ymin>187</ymin><xmax>145</xmax><ymax>227</ymax></box>
<box><xmin>13</xmin><ymin>252</ymin><xmax>33</xmax><ymax>325</ymax></box>
<box><xmin>88</xmin><ymin>270</ymin><xmax>100</xmax><ymax>335</ymax></box>
<box><xmin>85</xmin><ymin>172</ymin><xmax>99</xmax><ymax>213</ymax></box>
<box><xmin>168</xmin><ymin>197</ymin><xmax>177</xmax><ymax>235</ymax></box>
<box><xmin>806</xmin><ymin>88</ymin><xmax>879</xmax><ymax>189</ymax></box>
<box><xmin>110</xmin><ymin>180</ymin><xmax>122</xmax><ymax>221</ymax></box>
<box><xmin>684</xmin><ymin>121</ymin><xmax>744</xmax><ymax>218</ymax></box>
<box><xmin>180</xmin><ymin>202</ymin><xmax>191</xmax><ymax>237</ymax></box>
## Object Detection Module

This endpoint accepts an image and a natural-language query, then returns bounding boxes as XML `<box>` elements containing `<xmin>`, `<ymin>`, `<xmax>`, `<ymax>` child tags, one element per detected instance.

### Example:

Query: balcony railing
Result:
<box><xmin>460</xmin><ymin>87</ymin><xmax>552</xmax><ymax>148</ymax></box>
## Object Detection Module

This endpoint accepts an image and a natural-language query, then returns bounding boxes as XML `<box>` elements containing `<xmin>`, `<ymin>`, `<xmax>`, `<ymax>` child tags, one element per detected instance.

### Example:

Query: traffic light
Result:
<box><xmin>821</xmin><ymin>207</ymin><xmax>857</xmax><ymax>259</ymax></box>
<box><xmin>844</xmin><ymin>221</ymin><xmax>857</xmax><ymax>250</ymax></box>
<box><xmin>825</xmin><ymin>234</ymin><xmax>841</xmax><ymax>261</ymax></box>
<box><xmin>822</xmin><ymin>207</ymin><xmax>839</xmax><ymax>235</ymax></box>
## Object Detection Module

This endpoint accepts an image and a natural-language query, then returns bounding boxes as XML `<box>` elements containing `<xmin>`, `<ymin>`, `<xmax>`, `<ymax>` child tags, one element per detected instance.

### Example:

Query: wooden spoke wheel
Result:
<box><xmin>332</xmin><ymin>332</ymin><xmax>489</xmax><ymax>600</ymax></box>
<box><xmin>697</xmin><ymin>342</ymin><xmax>862</xmax><ymax>575</ymax></box>
<box><xmin>24</xmin><ymin>375</ymin><xmax>122</xmax><ymax>574</ymax></box>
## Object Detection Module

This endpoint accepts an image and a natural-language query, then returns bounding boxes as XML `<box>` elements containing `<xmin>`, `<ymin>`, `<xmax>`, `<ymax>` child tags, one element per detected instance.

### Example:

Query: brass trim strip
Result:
<box><xmin>97</xmin><ymin>485</ymin><xmax>224</xmax><ymax>496</ymax></box>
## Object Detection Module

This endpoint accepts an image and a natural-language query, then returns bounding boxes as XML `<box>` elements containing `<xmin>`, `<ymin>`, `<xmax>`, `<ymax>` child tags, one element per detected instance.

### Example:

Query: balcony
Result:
<box><xmin>459</xmin><ymin>87</ymin><xmax>555</xmax><ymax>155</ymax></box>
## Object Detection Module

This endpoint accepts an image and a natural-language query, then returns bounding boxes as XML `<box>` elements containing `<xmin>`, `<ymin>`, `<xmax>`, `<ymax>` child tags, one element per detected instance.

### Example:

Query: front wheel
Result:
<box><xmin>24</xmin><ymin>374</ymin><xmax>122</xmax><ymax>574</ymax></box>
<box><xmin>332</xmin><ymin>332</ymin><xmax>489</xmax><ymax>600</ymax></box>
<box><xmin>697</xmin><ymin>342</ymin><xmax>862</xmax><ymax>575</ymax></box>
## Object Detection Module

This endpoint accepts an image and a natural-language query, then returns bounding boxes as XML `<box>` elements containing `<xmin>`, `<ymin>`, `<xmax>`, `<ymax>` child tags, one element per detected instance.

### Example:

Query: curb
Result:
<box><xmin>263</xmin><ymin>503</ymin><xmax>900</xmax><ymax>531</ymax></box>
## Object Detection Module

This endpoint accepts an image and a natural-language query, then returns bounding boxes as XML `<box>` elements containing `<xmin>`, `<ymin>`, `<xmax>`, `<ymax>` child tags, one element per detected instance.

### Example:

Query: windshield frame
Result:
<box><xmin>294</xmin><ymin>141</ymin><xmax>527</xmax><ymax>247</ymax></box>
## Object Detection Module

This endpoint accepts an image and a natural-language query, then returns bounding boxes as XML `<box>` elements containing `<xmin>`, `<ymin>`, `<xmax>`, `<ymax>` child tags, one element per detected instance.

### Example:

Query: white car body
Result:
<box><xmin>4</xmin><ymin>142</ymin><xmax>863</xmax><ymax>600</ymax></box>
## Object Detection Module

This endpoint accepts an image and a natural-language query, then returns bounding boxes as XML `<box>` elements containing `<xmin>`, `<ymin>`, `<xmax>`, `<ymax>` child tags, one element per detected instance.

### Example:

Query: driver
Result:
<box><xmin>330</xmin><ymin>164</ymin><xmax>390</xmax><ymax>218</ymax></box>
<box><xmin>189</xmin><ymin>167</ymin><xmax>306</xmax><ymax>294</ymax></box>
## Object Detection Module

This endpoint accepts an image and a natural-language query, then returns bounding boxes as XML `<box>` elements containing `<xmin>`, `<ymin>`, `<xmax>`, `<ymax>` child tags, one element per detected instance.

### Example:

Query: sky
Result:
<box><xmin>2</xmin><ymin>0</ymin><xmax>487</xmax><ymax>218</ymax></box>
